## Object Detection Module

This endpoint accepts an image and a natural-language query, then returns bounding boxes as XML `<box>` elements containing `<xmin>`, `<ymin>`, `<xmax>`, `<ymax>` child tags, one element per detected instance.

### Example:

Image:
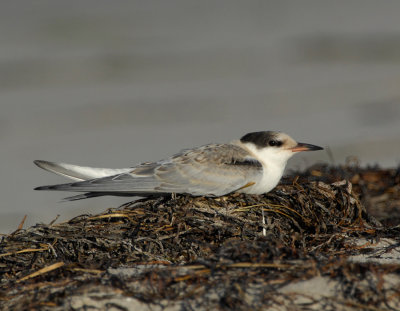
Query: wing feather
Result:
<box><xmin>35</xmin><ymin>144</ymin><xmax>263</xmax><ymax>196</ymax></box>
<box><xmin>34</xmin><ymin>160</ymin><xmax>132</xmax><ymax>181</ymax></box>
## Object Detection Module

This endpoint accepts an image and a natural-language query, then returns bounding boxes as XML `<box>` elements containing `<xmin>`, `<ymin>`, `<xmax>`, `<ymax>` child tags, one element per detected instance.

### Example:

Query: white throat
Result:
<box><xmin>239</xmin><ymin>142</ymin><xmax>293</xmax><ymax>194</ymax></box>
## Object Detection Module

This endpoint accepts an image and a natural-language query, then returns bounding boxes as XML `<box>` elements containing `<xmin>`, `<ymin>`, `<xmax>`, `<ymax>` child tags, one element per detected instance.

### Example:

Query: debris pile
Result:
<box><xmin>1</xmin><ymin>164</ymin><xmax>399</xmax><ymax>310</ymax></box>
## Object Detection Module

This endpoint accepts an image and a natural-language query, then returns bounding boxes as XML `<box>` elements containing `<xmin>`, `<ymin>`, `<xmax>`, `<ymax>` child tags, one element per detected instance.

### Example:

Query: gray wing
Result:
<box><xmin>35</xmin><ymin>144</ymin><xmax>263</xmax><ymax>197</ymax></box>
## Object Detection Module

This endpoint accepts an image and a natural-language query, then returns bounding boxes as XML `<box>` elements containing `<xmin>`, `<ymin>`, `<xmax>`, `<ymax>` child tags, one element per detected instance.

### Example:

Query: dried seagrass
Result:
<box><xmin>0</xmin><ymin>165</ymin><xmax>399</xmax><ymax>310</ymax></box>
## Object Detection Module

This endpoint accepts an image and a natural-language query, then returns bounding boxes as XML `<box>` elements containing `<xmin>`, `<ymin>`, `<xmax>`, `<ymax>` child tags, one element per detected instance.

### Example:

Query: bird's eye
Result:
<box><xmin>268</xmin><ymin>140</ymin><xmax>282</xmax><ymax>147</ymax></box>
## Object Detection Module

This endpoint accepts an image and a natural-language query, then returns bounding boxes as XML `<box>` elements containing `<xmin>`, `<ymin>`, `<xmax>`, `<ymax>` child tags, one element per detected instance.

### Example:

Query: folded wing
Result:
<box><xmin>35</xmin><ymin>144</ymin><xmax>263</xmax><ymax>197</ymax></box>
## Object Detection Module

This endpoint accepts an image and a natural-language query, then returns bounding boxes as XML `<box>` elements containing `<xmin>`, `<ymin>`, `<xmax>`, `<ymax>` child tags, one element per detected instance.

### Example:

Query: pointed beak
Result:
<box><xmin>290</xmin><ymin>142</ymin><xmax>323</xmax><ymax>152</ymax></box>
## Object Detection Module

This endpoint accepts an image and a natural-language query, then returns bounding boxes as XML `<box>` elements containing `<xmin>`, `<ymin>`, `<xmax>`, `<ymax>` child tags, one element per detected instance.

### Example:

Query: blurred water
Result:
<box><xmin>1</xmin><ymin>0</ymin><xmax>400</xmax><ymax>233</ymax></box>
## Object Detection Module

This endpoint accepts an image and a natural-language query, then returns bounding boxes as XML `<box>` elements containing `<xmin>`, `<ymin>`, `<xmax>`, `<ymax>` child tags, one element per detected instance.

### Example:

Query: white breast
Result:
<box><xmin>237</xmin><ymin>142</ymin><xmax>291</xmax><ymax>194</ymax></box>
<box><xmin>239</xmin><ymin>162</ymin><xmax>285</xmax><ymax>194</ymax></box>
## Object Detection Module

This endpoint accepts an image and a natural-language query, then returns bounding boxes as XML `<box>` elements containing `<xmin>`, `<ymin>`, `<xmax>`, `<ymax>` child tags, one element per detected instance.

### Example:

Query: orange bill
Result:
<box><xmin>291</xmin><ymin>142</ymin><xmax>323</xmax><ymax>152</ymax></box>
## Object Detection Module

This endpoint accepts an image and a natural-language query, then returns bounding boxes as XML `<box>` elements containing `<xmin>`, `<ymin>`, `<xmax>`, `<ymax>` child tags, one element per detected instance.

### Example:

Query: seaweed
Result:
<box><xmin>1</xmin><ymin>164</ymin><xmax>399</xmax><ymax>310</ymax></box>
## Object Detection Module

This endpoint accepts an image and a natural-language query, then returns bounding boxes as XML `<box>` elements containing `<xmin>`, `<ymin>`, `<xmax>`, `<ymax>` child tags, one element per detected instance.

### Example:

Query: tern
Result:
<box><xmin>34</xmin><ymin>131</ymin><xmax>323</xmax><ymax>201</ymax></box>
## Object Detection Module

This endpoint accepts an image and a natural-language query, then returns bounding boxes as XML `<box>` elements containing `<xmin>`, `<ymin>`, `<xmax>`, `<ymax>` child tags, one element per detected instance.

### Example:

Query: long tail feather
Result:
<box><xmin>34</xmin><ymin>160</ymin><xmax>132</xmax><ymax>181</ymax></box>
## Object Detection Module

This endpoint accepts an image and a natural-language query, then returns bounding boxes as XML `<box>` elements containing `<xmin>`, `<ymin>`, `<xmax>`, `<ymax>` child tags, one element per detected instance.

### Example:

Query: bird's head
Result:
<box><xmin>240</xmin><ymin>131</ymin><xmax>323</xmax><ymax>166</ymax></box>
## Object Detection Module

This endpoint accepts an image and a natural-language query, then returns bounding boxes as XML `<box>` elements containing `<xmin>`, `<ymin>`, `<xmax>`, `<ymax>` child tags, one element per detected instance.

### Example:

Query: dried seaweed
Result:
<box><xmin>1</xmin><ymin>165</ymin><xmax>399</xmax><ymax>310</ymax></box>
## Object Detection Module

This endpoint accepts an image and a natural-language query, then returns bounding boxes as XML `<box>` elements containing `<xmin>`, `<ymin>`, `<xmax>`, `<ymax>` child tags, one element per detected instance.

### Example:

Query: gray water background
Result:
<box><xmin>1</xmin><ymin>1</ymin><xmax>400</xmax><ymax>233</ymax></box>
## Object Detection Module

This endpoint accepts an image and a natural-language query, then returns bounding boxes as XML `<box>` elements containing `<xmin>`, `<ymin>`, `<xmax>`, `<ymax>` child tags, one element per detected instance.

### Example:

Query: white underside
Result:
<box><xmin>237</xmin><ymin>142</ymin><xmax>292</xmax><ymax>194</ymax></box>
<box><xmin>238</xmin><ymin>162</ymin><xmax>285</xmax><ymax>194</ymax></box>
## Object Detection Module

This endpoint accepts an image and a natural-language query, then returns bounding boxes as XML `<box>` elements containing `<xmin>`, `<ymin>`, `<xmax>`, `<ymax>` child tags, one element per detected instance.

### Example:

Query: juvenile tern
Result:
<box><xmin>34</xmin><ymin>131</ymin><xmax>323</xmax><ymax>201</ymax></box>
